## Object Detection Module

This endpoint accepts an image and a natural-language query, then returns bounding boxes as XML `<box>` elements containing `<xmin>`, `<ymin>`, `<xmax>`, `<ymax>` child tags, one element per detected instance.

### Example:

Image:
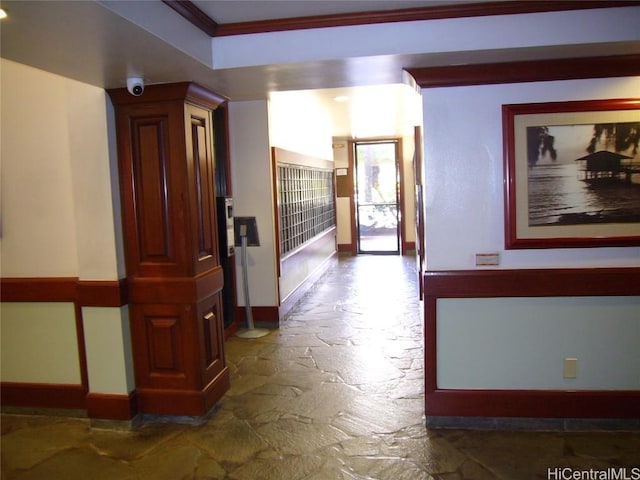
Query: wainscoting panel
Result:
<box><xmin>423</xmin><ymin>268</ymin><xmax>640</xmax><ymax>419</ymax></box>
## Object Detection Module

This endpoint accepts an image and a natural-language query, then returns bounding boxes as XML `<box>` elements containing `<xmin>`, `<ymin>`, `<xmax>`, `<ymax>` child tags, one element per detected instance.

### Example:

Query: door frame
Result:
<box><xmin>348</xmin><ymin>137</ymin><xmax>406</xmax><ymax>255</ymax></box>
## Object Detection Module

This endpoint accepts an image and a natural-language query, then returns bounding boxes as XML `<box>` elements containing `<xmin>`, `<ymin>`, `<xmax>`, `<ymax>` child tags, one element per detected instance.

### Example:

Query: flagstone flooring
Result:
<box><xmin>2</xmin><ymin>255</ymin><xmax>639</xmax><ymax>479</ymax></box>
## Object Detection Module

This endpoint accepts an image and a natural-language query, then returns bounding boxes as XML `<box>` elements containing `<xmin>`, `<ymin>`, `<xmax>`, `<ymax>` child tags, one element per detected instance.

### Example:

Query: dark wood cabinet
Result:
<box><xmin>109</xmin><ymin>82</ymin><xmax>230</xmax><ymax>416</ymax></box>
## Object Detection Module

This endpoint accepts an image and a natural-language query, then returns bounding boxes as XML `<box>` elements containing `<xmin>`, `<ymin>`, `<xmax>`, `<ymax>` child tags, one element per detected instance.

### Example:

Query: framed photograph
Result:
<box><xmin>503</xmin><ymin>98</ymin><xmax>640</xmax><ymax>249</ymax></box>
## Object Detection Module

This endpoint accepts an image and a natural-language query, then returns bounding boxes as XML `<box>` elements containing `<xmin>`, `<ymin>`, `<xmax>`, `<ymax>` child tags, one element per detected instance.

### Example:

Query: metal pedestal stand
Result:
<box><xmin>236</xmin><ymin>226</ymin><xmax>269</xmax><ymax>339</ymax></box>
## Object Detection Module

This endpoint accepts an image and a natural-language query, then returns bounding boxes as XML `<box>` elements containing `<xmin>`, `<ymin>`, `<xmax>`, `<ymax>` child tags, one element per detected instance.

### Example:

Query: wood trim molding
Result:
<box><xmin>397</xmin><ymin>139</ymin><xmax>407</xmax><ymax>255</ymax></box>
<box><xmin>108</xmin><ymin>82</ymin><xmax>227</xmax><ymax>108</ymax></box>
<box><xmin>74</xmin><ymin>303</ymin><xmax>90</xmax><ymax>398</ymax></box>
<box><xmin>1</xmin><ymin>383</ymin><xmax>87</xmax><ymax>410</ymax></box>
<box><xmin>212</xmin><ymin>1</ymin><xmax>640</xmax><ymax>37</ymax></box>
<box><xmin>127</xmin><ymin>267</ymin><xmax>224</xmax><ymax>304</ymax></box>
<box><xmin>427</xmin><ymin>389</ymin><xmax>640</xmax><ymax>418</ymax></box>
<box><xmin>424</xmin><ymin>267</ymin><xmax>640</xmax><ymax>298</ymax></box>
<box><xmin>337</xmin><ymin>243</ymin><xmax>355</xmax><ymax>254</ymax></box>
<box><xmin>77</xmin><ymin>279</ymin><xmax>128</xmax><ymax>307</ymax></box>
<box><xmin>163</xmin><ymin>0</ymin><xmax>219</xmax><ymax>36</ymax></box>
<box><xmin>271</xmin><ymin>148</ymin><xmax>282</xmax><ymax>279</ymax></box>
<box><xmin>85</xmin><ymin>392</ymin><xmax>138</xmax><ymax>420</ymax></box>
<box><xmin>1</xmin><ymin>277</ymin><xmax>78</xmax><ymax>302</ymax></box>
<box><xmin>424</xmin><ymin>267</ymin><xmax>640</xmax><ymax>418</ymax></box>
<box><xmin>136</xmin><ymin>367</ymin><xmax>230</xmax><ymax>416</ymax></box>
<box><xmin>1</xmin><ymin>277</ymin><xmax>129</xmax><ymax>307</ymax></box>
<box><xmin>403</xmin><ymin>241</ymin><xmax>416</xmax><ymax>253</ymax></box>
<box><xmin>408</xmin><ymin>54</ymin><xmax>640</xmax><ymax>89</ymax></box>
<box><xmin>347</xmin><ymin>141</ymin><xmax>358</xmax><ymax>257</ymax></box>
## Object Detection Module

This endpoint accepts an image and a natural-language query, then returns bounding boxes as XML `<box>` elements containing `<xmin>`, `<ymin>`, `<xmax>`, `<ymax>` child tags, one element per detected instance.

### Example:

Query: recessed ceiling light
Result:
<box><xmin>0</xmin><ymin>9</ymin><xmax>7</xmax><ymax>19</ymax></box>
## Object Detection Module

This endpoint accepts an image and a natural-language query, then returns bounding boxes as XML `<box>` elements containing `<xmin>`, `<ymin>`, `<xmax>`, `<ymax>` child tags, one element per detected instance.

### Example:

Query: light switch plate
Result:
<box><xmin>563</xmin><ymin>358</ymin><xmax>577</xmax><ymax>379</ymax></box>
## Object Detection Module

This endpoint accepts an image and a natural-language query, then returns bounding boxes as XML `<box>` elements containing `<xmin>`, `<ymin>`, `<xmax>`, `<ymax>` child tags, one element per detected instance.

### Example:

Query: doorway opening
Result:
<box><xmin>354</xmin><ymin>140</ymin><xmax>400</xmax><ymax>254</ymax></box>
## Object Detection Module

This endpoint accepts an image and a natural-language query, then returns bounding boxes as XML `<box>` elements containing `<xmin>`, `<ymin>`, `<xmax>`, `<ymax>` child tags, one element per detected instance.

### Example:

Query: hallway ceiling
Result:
<box><xmin>1</xmin><ymin>1</ymin><xmax>638</xmax><ymax>138</ymax></box>
<box><xmin>3</xmin><ymin>0</ymin><xmax>638</xmax><ymax>101</ymax></box>
<box><xmin>189</xmin><ymin>0</ymin><xmax>478</xmax><ymax>24</ymax></box>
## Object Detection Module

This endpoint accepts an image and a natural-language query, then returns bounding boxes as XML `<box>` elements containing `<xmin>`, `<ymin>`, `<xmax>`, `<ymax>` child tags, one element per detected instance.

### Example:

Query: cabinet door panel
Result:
<box><xmin>118</xmin><ymin>104</ymin><xmax>190</xmax><ymax>278</ymax></box>
<box><xmin>198</xmin><ymin>295</ymin><xmax>226</xmax><ymax>386</ymax></box>
<box><xmin>133</xmin><ymin>117</ymin><xmax>174</xmax><ymax>264</ymax></box>
<box><xmin>131</xmin><ymin>303</ymin><xmax>196</xmax><ymax>390</ymax></box>
<box><xmin>186</xmin><ymin>104</ymin><xmax>219</xmax><ymax>274</ymax></box>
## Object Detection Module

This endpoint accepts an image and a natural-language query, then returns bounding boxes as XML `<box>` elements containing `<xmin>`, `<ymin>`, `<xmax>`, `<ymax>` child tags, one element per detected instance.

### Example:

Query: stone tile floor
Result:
<box><xmin>2</xmin><ymin>255</ymin><xmax>639</xmax><ymax>479</ymax></box>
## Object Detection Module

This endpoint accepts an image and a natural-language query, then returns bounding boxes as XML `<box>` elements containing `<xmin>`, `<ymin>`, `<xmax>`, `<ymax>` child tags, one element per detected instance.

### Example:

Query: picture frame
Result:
<box><xmin>503</xmin><ymin>98</ymin><xmax>640</xmax><ymax>249</ymax></box>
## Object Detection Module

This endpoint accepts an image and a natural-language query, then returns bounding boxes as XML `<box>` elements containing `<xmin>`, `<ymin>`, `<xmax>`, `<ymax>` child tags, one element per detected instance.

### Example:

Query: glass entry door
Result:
<box><xmin>354</xmin><ymin>141</ymin><xmax>400</xmax><ymax>254</ymax></box>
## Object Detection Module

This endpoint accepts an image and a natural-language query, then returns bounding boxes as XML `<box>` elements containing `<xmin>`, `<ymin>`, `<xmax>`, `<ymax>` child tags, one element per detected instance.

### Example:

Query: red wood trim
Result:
<box><xmin>162</xmin><ymin>0</ymin><xmax>218</xmax><ymax>37</ymax></box>
<box><xmin>424</xmin><ymin>268</ymin><xmax>640</xmax><ymax>298</ymax></box>
<box><xmin>214</xmin><ymin>1</ymin><xmax>640</xmax><ymax>36</ymax></box>
<box><xmin>1</xmin><ymin>382</ymin><xmax>87</xmax><ymax>410</ymax></box>
<box><xmin>77</xmin><ymin>279</ymin><xmax>128</xmax><ymax>307</ymax></box>
<box><xmin>0</xmin><ymin>277</ymin><xmax>78</xmax><ymax>302</ymax></box>
<box><xmin>403</xmin><ymin>241</ymin><xmax>416</xmax><ymax>252</ymax></box>
<box><xmin>224</xmin><ymin>322</ymin><xmax>239</xmax><ymax>340</ymax></box>
<box><xmin>128</xmin><ymin>266</ymin><xmax>224</xmax><ymax>304</ymax></box>
<box><xmin>1</xmin><ymin>277</ymin><xmax>129</xmax><ymax>307</ymax></box>
<box><xmin>136</xmin><ymin>367</ymin><xmax>230</xmax><ymax>416</ymax></box>
<box><xmin>397</xmin><ymin>139</ymin><xmax>407</xmax><ymax>255</ymax></box>
<box><xmin>424</xmin><ymin>296</ymin><xmax>438</xmax><ymax>393</ymax></box>
<box><xmin>348</xmin><ymin>141</ymin><xmax>358</xmax><ymax>256</ymax></box>
<box><xmin>426</xmin><ymin>389</ymin><xmax>640</xmax><ymax>418</ymax></box>
<box><xmin>74</xmin><ymin>303</ymin><xmax>90</xmax><ymax>395</ymax></box>
<box><xmin>423</xmin><ymin>268</ymin><xmax>640</xmax><ymax>418</ymax></box>
<box><xmin>502</xmin><ymin>98</ymin><xmax>640</xmax><ymax>249</ymax></box>
<box><xmin>337</xmin><ymin>243</ymin><xmax>355</xmax><ymax>254</ymax></box>
<box><xmin>86</xmin><ymin>392</ymin><xmax>138</xmax><ymax>420</ymax></box>
<box><xmin>409</xmin><ymin>54</ymin><xmax>640</xmax><ymax>89</ymax></box>
<box><xmin>108</xmin><ymin>82</ymin><xmax>227</xmax><ymax>109</ymax></box>
<box><xmin>271</xmin><ymin>148</ymin><xmax>282</xmax><ymax>279</ymax></box>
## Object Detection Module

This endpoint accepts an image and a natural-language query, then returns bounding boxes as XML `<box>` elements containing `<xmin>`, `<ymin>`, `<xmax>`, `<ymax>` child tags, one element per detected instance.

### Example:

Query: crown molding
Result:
<box><xmin>212</xmin><ymin>1</ymin><xmax>639</xmax><ymax>37</ymax></box>
<box><xmin>407</xmin><ymin>54</ymin><xmax>640</xmax><ymax>88</ymax></box>
<box><xmin>163</xmin><ymin>0</ymin><xmax>218</xmax><ymax>36</ymax></box>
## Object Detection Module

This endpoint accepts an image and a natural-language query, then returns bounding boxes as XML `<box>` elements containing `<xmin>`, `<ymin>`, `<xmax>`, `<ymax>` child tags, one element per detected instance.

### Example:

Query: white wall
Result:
<box><xmin>228</xmin><ymin>100</ymin><xmax>279</xmax><ymax>307</ymax></box>
<box><xmin>401</xmin><ymin>133</ymin><xmax>416</xmax><ymax>245</ymax></box>
<box><xmin>238</xmin><ymin>91</ymin><xmax>340</xmax><ymax>306</ymax></box>
<box><xmin>1</xmin><ymin>60</ymin><xmax>80</xmax><ymax>277</ymax></box>
<box><xmin>437</xmin><ymin>296</ymin><xmax>640</xmax><ymax>390</ymax></box>
<box><xmin>269</xmin><ymin>91</ymin><xmax>334</xmax><ymax>161</ymax></box>
<box><xmin>332</xmin><ymin>139</ymin><xmax>352</xmax><ymax>246</ymax></box>
<box><xmin>212</xmin><ymin>7</ymin><xmax>640</xmax><ymax>70</ymax></box>
<box><xmin>269</xmin><ymin>89</ymin><xmax>336</xmax><ymax>302</ymax></box>
<box><xmin>422</xmin><ymin>76</ymin><xmax>640</xmax><ymax>270</ymax></box>
<box><xmin>422</xmin><ymin>76</ymin><xmax>640</xmax><ymax>391</ymax></box>
<box><xmin>0</xmin><ymin>59</ymin><xmax>133</xmax><ymax>396</ymax></box>
<box><xmin>82</xmin><ymin>306</ymin><xmax>134</xmax><ymax>394</ymax></box>
<box><xmin>1</xmin><ymin>303</ymin><xmax>81</xmax><ymax>384</ymax></box>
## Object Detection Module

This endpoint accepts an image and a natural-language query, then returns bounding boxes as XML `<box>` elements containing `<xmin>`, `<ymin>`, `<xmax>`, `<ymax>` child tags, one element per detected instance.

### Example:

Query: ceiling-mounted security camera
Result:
<box><xmin>126</xmin><ymin>77</ymin><xmax>144</xmax><ymax>96</ymax></box>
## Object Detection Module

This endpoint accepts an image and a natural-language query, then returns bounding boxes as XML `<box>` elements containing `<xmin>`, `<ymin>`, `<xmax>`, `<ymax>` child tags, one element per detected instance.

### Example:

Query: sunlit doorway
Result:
<box><xmin>354</xmin><ymin>140</ymin><xmax>400</xmax><ymax>254</ymax></box>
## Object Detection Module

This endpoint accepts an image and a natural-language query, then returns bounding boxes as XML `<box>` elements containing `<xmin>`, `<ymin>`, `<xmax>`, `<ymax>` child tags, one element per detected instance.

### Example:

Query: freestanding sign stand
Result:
<box><xmin>234</xmin><ymin>217</ymin><xmax>269</xmax><ymax>339</ymax></box>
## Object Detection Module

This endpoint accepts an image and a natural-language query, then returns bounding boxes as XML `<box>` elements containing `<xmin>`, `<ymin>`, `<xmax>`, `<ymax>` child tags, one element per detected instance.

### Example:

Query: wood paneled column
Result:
<box><xmin>108</xmin><ymin>82</ymin><xmax>230</xmax><ymax>416</ymax></box>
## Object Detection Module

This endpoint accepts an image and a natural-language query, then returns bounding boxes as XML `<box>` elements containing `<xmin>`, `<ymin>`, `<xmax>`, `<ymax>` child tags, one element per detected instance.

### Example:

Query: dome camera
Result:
<box><xmin>126</xmin><ymin>77</ymin><xmax>144</xmax><ymax>96</ymax></box>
